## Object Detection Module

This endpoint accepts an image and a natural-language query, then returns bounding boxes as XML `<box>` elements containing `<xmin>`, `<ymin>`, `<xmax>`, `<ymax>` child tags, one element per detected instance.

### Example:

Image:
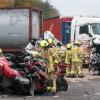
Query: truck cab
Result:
<box><xmin>71</xmin><ymin>16</ymin><xmax>100</xmax><ymax>65</ymax></box>
<box><xmin>71</xmin><ymin>16</ymin><xmax>100</xmax><ymax>46</ymax></box>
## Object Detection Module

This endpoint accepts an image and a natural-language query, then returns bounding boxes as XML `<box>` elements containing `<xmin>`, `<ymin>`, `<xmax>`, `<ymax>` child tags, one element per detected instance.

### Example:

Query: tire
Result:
<box><xmin>12</xmin><ymin>83</ymin><xmax>29</xmax><ymax>95</ymax></box>
<box><xmin>4</xmin><ymin>53</ymin><xmax>17</xmax><ymax>68</ymax></box>
<box><xmin>4</xmin><ymin>53</ymin><xmax>16</xmax><ymax>62</ymax></box>
<box><xmin>56</xmin><ymin>78</ymin><xmax>68</xmax><ymax>91</ymax></box>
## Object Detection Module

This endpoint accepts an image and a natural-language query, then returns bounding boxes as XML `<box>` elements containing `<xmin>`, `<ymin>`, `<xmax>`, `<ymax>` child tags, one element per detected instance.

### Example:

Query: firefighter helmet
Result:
<box><xmin>74</xmin><ymin>40</ymin><xmax>81</xmax><ymax>46</ymax></box>
<box><xmin>47</xmin><ymin>38</ymin><xmax>54</xmax><ymax>44</ymax></box>
<box><xmin>40</xmin><ymin>40</ymin><xmax>49</xmax><ymax>47</ymax></box>
<box><xmin>66</xmin><ymin>43</ymin><xmax>72</xmax><ymax>49</ymax></box>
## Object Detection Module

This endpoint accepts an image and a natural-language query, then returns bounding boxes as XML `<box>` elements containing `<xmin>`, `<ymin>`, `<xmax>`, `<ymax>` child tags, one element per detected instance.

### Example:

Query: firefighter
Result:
<box><xmin>77</xmin><ymin>41</ymin><xmax>84</xmax><ymax>77</ymax></box>
<box><xmin>65</xmin><ymin>43</ymin><xmax>72</xmax><ymax>77</ymax></box>
<box><xmin>71</xmin><ymin>40</ymin><xmax>84</xmax><ymax>77</ymax></box>
<box><xmin>46</xmin><ymin>38</ymin><xmax>59</xmax><ymax>95</ymax></box>
<box><xmin>39</xmin><ymin>40</ymin><xmax>55</xmax><ymax>95</ymax></box>
<box><xmin>39</xmin><ymin>40</ymin><xmax>49</xmax><ymax>71</ymax></box>
<box><xmin>57</xmin><ymin>42</ymin><xmax>66</xmax><ymax>63</ymax></box>
<box><xmin>47</xmin><ymin>38</ymin><xmax>60</xmax><ymax>65</ymax></box>
<box><xmin>39</xmin><ymin>40</ymin><xmax>49</xmax><ymax>61</ymax></box>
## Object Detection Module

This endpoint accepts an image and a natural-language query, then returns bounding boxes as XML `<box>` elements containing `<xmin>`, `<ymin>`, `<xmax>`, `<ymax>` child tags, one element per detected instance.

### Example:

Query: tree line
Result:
<box><xmin>0</xmin><ymin>0</ymin><xmax>60</xmax><ymax>19</ymax></box>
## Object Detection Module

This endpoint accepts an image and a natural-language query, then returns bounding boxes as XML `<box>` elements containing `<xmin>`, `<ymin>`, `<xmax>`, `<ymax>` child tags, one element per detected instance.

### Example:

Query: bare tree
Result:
<box><xmin>38</xmin><ymin>0</ymin><xmax>59</xmax><ymax>19</ymax></box>
<box><xmin>15</xmin><ymin>0</ymin><xmax>59</xmax><ymax>19</ymax></box>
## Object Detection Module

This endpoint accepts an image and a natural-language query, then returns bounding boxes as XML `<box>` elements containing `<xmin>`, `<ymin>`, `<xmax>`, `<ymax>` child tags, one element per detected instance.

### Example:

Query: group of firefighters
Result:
<box><xmin>39</xmin><ymin>38</ymin><xmax>84</xmax><ymax>77</ymax></box>
<box><xmin>65</xmin><ymin>40</ymin><xmax>84</xmax><ymax>78</ymax></box>
<box><xmin>0</xmin><ymin>37</ymin><xmax>84</xmax><ymax>95</ymax></box>
<box><xmin>25</xmin><ymin>37</ymin><xmax>84</xmax><ymax>94</ymax></box>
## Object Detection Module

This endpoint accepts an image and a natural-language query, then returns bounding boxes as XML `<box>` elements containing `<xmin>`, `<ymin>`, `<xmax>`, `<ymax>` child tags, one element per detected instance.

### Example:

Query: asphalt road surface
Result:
<box><xmin>0</xmin><ymin>69</ymin><xmax>100</xmax><ymax>100</ymax></box>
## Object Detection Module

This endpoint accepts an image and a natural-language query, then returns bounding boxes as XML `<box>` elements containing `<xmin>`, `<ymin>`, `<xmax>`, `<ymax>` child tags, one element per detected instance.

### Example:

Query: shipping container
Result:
<box><xmin>43</xmin><ymin>16</ymin><xmax>61</xmax><ymax>41</ymax></box>
<box><xmin>0</xmin><ymin>7</ymin><xmax>42</xmax><ymax>52</ymax></box>
<box><xmin>43</xmin><ymin>16</ymin><xmax>72</xmax><ymax>44</ymax></box>
<box><xmin>61</xmin><ymin>17</ymin><xmax>72</xmax><ymax>44</ymax></box>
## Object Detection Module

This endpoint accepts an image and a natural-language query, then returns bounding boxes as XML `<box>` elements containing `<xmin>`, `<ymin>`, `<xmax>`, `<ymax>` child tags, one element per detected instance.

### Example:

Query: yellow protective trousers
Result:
<box><xmin>71</xmin><ymin>61</ymin><xmax>82</xmax><ymax>76</ymax></box>
<box><xmin>66</xmin><ymin>64</ymin><xmax>71</xmax><ymax>76</ymax></box>
<box><xmin>47</xmin><ymin>54</ymin><xmax>56</xmax><ymax>93</ymax></box>
<box><xmin>65</xmin><ymin>50</ymin><xmax>72</xmax><ymax>76</ymax></box>
<box><xmin>47</xmin><ymin>74</ymin><xmax>56</xmax><ymax>93</ymax></box>
<box><xmin>71</xmin><ymin>46</ymin><xmax>82</xmax><ymax>76</ymax></box>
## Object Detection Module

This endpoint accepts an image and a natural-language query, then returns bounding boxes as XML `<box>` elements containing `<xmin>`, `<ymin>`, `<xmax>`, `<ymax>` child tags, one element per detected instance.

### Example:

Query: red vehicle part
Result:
<box><xmin>0</xmin><ymin>57</ymin><xmax>21</xmax><ymax>78</ymax></box>
<box><xmin>23</xmin><ymin>58</ymin><xmax>47</xmax><ymax>91</ymax></box>
<box><xmin>58</xmin><ymin>62</ymin><xmax>68</xmax><ymax>74</ymax></box>
<box><xmin>53</xmin><ymin>62</ymin><xmax>68</xmax><ymax>76</ymax></box>
<box><xmin>43</xmin><ymin>16</ymin><xmax>61</xmax><ymax>41</ymax></box>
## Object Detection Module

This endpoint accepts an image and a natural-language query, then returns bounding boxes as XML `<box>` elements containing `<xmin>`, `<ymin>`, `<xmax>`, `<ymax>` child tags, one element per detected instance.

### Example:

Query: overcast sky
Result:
<box><xmin>44</xmin><ymin>0</ymin><xmax>100</xmax><ymax>17</ymax></box>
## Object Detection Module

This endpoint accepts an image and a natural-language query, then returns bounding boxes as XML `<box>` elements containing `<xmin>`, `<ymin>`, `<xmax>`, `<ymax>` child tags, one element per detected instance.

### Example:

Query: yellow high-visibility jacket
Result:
<box><xmin>78</xmin><ymin>47</ymin><xmax>84</xmax><ymax>63</ymax></box>
<box><xmin>52</xmin><ymin>47</ymin><xmax>60</xmax><ymax>64</ymax></box>
<box><xmin>46</xmin><ymin>46</ymin><xmax>60</xmax><ymax>73</ymax></box>
<box><xmin>72</xmin><ymin>47</ymin><xmax>80</xmax><ymax>62</ymax></box>
<box><xmin>72</xmin><ymin>46</ymin><xmax>84</xmax><ymax>63</ymax></box>
<box><xmin>46</xmin><ymin>47</ymin><xmax>55</xmax><ymax>73</ymax></box>
<box><xmin>65</xmin><ymin>49</ymin><xmax>72</xmax><ymax>64</ymax></box>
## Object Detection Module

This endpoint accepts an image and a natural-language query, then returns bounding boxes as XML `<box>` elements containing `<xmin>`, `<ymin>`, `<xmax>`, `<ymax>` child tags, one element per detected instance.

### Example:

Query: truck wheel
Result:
<box><xmin>56</xmin><ymin>78</ymin><xmax>68</xmax><ymax>91</ymax></box>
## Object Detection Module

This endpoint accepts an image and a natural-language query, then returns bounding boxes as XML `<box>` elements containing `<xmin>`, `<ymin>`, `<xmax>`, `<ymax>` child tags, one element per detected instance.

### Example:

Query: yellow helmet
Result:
<box><xmin>47</xmin><ymin>38</ymin><xmax>54</xmax><ymax>44</ymax></box>
<box><xmin>0</xmin><ymin>48</ymin><xmax>2</xmax><ymax>53</ymax></box>
<box><xmin>40</xmin><ymin>40</ymin><xmax>49</xmax><ymax>47</ymax></box>
<box><xmin>66</xmin><ymin>43</ymin><xmax>71</xmax><ymax>49</ymax></box>
<box><xmin>74</xmin><ymin>40</ymin><xmax>81</xmax><ymax>46</ymax></box>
